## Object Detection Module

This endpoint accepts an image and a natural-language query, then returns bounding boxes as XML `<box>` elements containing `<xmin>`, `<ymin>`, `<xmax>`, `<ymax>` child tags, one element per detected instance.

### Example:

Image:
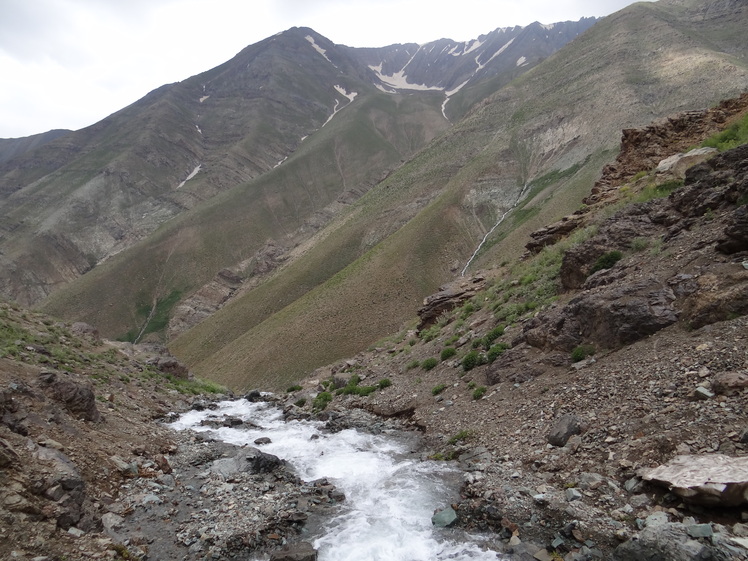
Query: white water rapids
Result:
<box><xmin>170</xmin><ymin>399</ymin><xmax>508</xmax><ymax>561</ymax></box>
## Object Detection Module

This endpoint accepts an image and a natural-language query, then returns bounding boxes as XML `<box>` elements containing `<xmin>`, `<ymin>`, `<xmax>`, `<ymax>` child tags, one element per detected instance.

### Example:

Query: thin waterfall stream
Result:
<box><xmin>170</xmin><ymin>398</ymin><xmax>509</xmax><ymax>561</ymax></box>
<box><xmin>461</xmin><ymin>184</ymin><xmax>531</xmax><ymax>277</ymax></box>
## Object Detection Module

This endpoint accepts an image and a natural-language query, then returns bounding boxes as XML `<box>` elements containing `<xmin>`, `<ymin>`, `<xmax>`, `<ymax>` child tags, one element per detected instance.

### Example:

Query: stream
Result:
<box><xmin>170</xmin><ymin>399</ymin><xmax>507</xmax><ymax>561</ymax></box>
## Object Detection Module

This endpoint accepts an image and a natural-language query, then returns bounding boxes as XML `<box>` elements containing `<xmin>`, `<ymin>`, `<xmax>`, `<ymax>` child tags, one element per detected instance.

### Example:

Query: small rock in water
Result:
<box><xmin>432</xmin><ymin>506</ymin><xmax>458</xmax><ymax>528</ymax></box>
<box><xmin>254</xmin><ymin>437</ymin><xmax>272</xmax><ymax>445</ymax></box>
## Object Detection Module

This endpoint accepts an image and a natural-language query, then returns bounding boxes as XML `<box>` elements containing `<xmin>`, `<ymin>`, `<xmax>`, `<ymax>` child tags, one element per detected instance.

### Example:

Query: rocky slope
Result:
<box><xmin>270</xmin><ymin>105</ymin><xmax>748</xmax><ymax>559</ymax></box>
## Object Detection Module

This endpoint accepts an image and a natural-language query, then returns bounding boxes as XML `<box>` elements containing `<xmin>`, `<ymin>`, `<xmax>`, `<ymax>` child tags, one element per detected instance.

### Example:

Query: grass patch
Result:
<box><xmin>633</xmin><ymin>179</ymin><xmax>683</xmax><ymax>203</ymax></box>
<box><xmin>447</xmin><ymin>429</ymin><xmax>472</xmax><ymax>445</ymax></box>
<box><xmin>432</xmin><ymin>384</ymin><xmax>447</xmax><ymax>396</ymax></box>
<box><xmin>166</xmin><ymin>375</ymin><xmax>226</xmax><ymax>395</ymax></box>
<box><xmin>702</xmin><ymin>112</ymin><xmax>748</xmax><ymax>151</ymax></box>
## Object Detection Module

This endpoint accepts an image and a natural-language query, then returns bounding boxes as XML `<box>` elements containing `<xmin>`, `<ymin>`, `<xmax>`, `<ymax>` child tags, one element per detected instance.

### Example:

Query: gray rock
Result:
<box><xmin>211</xmin><ymin>447</ymin><xmax>285</xmax><ymax>478</ymax></box>
<box><xmin>686</xmin><ymin>523</ymin><xmax>713</xmax><ymax>539</ymax></box>
<box><xmin>270</xmin><ymin>542</ymin><xmax>318</xmax><ymax>561</ymax></box>
<box><xmin>432</xmin><ymin>507</ymin><xmax>458</xmax><ymax>527</ymax></box>
<box><xmin>458</xmin><ymin>447</ymin><xmax>491</xmax><ymax>471</ymax></box>
<box><xmin>692</xmin><ymin>386</ymin><xmax>714</xmax><ymax>400</ymax></box>
<box><xmin>101</xmin><ymin>512</ymin><xmax>124</xmax><ymax>535</ymax></box>
<box><xmin>613</xmin><ymin>522</ymin><xmax>732</xmax><ymax>561</ymax></box>
<box><xmin>624</xmin><ymin>477</ymin><xmax>645</xmax><ymax>494</ymax></box>
<box><xmin>548</xmin><ymin>414</ymin><xmax>582</xmax><ymax>447</ymax></box>
<box><xmin>565</xmin><ymin>488</ymin><xmax>583</xmax><ymax>502</ymax></box>
<box><xmin>644</xmin><ymin>512</ymin><xmax>670</xmax><ymax>527</ymax></box>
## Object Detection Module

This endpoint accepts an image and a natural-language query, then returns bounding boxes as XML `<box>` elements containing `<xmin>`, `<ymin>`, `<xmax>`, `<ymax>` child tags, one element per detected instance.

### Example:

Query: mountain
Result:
<box><xmin>4</xmin><ymin>0</ymin><xmax>748</xmax><ymax>394</ymax></box>
<box><xmin>0</xmin><ymin>129</ymin><xmax>71</xmax><ymax>165</ymax></box>
<box><xmin>167</xmin><ymin>0</ymin><xmax>748</xmax><ymax>391</ymax></box>
<box><xmin>0</xmin><ymin>21</ymin><xmax>592</xmax><ymax>310</ymax></box>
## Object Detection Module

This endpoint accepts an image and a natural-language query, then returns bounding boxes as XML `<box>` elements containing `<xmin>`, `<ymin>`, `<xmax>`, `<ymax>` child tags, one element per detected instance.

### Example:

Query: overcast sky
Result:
<box><xmin>0</xmin><ymin>0</ymin><xmax>650</xmax><ymax>138</ymax></box>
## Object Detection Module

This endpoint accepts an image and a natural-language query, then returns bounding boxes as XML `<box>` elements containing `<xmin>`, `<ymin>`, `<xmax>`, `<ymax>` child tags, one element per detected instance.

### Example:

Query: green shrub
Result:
<box><xmin>447</xmin><ymin>429</ymin><xmax>472</xmax><ymax>445</ymax></box>
<box><xmin>294</xmin><ymin>398</ymin><xmax>307</xmax><ymax>407</ymax></box>
<box><xmin>440</xmin><ymin>347</ymin><xmax>457</xmax><ymax>361</ymax></box>
<box><xmin>432</xmin><ymin>383</ymin><xmax>447</xmax><ymax>395</ymax></box>
<box><xmin>422</xmin><ymin>357</ymin><xmax>439</xmax><ymax>371</ymax></box>
<box><xmin>472</xmin><ymin>386</ymin><xmax>487</xmax><ymax>400</ymax></box>
<box><xmin>313</xmin><ymin>391</ymin><xmax>333</xmax><ymax>411</ymax></box>
<box><xmin>406</xmin><ymin>359</ymin><xmax>420</xmax><ymax>370</ymax></box>
<box><xmin>571</xmin><ymin>344</ymin><xmax>595</xmax><ymax>362</ymax></box>
<box><xmin>461</xmin><ymin>350</ymin><xmax>485</xmax><ymax>372</ymax></box>
<box><xmin>377</xmin><ymin>378</ymin><xmax>392</xmax><ymax>389</ymax></box>
<box><xmin>460</xmin><ymin>302</ymin><xmax>477</xmax><ymax>319</ymax></box>
<box><xmin>487</xmin><ymin>342</ymin><xmax>510</xmax><ymax>363</ymax></box>
<box><xmin>286</xmin><ymin>385</ymin><xmax>302</xmax><ymax>393</ymax></box>
<box><xmin>589</xmin><ymin>250</ymin><xmax>623</xmax><ymax>274</ymax></box>
<box><xmin>483</xmin><ymin>325</ymin><xmax>505</xmax><ymax>346</ymax></box>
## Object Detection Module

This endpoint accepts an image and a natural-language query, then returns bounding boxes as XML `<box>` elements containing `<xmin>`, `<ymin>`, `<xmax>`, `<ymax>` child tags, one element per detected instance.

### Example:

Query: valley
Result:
<box><xmin>1</xmin><ymin>0</ymin><xmax>748</xmax><ymax>559</ymax></box>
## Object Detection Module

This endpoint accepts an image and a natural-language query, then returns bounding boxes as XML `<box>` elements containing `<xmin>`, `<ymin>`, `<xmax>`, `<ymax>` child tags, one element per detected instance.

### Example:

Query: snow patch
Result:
<box><xmin>199</xmin><ymin>95</ymin><xmax>210</xmax><ymax>103</ymax></box>
<box><xmin>475</xmin><ymin>38</ymin><xmax>515</xmax><ymax>71</ymax></box>
<box><xmin>369</xmin><ymin>63</ymin><xmax>443</xmax><ymax>92</ymax></box>
<box><xmin>305</xmin><ymin>35</ymin><xmax>335</xmax><ymax>66</ymax></box>
<box><xmin>464</xmin><ymin>38</ymin><xmax>484</xmax><ymax>55</ymax></box>
<box><xmin>195</xmin><ymin>124</ymin><xmax>202</xmax><ymax>135</ymax></box>
<box><xmin>541</xmin><ymin>23</ymin><xmax>556</xmax><ymax>30</ymax></box>
<box><xmin>516</xmin><ymin>56</ymin><xmax>528</xmax><ymax>67</ymax></box>
<box><xmin>177</xmin><ymin>164</ymin><xmax>201</xmax><ymax>189</ymax></box>
<box><xmin>334</xmin><ymin>85</ymin><xmax>358</xmax><ymax>103</ymax></box>
<box><xmin>322</xmin><ymin>85</ymin><xmax>358</xmax><ymax>127</ymax></box>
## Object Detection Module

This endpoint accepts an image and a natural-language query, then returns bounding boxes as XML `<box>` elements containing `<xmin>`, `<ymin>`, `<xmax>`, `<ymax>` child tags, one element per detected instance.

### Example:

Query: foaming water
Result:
<box><xmin>171</xmin><ymin>399</ymin><xmax>505</xmax><ymax>561</ymax></box>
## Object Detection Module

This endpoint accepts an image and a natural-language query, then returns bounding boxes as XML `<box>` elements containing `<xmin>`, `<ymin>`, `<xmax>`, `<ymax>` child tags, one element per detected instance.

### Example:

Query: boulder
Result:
<box><xmin>210</xmin><ymin>448</ymin><xmax>285</xmax><ymax>478</ymax></box>
<box><xmin>548</xmin><ymin>414</ymin><xmax>582</xmax><ymax>447</ymax></box>
<box><xmin>39</xmin><ymin>374</ymin><xmax>101</xmax><ymax>423</ymax></box>
<box><xmin>712</xmin><ymin>371</ymin><xmax>748</xmax><ymax>395</ymax></box>
<box><xmin>640</xmin><ymin>454</ymin><xmax>748</xmax><ymax>507</ymax></box>
<box><xmin>655</xmin><ymin>147</ymin><xmax>717</xmax><ymax>178</ymax></box>
<box><xmin>417</xmin><ymin>275</ymin><xmax>486</xmax><ymax>331</ymax></box>
<box><xmin>524</xmin><ymin>278</ymin><xmax>678</xmax><ymax>352</ymax></box>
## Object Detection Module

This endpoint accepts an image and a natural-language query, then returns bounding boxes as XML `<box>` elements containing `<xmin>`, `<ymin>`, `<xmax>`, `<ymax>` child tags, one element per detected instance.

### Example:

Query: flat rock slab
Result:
<box><xmin>640</xmin><ymin>454</ymin><xmax>748</xmax><ymax>506</ymax></box>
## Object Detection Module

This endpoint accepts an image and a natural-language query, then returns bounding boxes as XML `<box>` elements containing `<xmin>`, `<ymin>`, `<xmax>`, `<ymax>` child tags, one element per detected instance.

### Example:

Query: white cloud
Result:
<box><xmin>0</xmin><ymin>0</ymin><xmax>649</xmax><ymax>138</ymax></box>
